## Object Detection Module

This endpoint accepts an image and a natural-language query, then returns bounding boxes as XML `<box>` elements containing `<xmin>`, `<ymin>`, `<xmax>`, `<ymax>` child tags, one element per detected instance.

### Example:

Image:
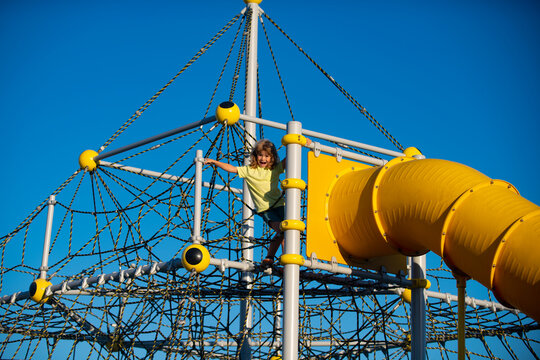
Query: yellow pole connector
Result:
<box><xmin>279</xmin><ymin>254</ymin><xmax>305</xmax><ymax>266</ymax></box>
<box><xmin>411</xmin><ymin>278</ymin><xmax>431</xmax><ymax>289</ymax></box>
<box><xmin>215</xmin><ymin>101</ymin><xmax>240</xmax><ymax>126</ymax></box>
<box><xmin>281</xmin><ymin>134</ymin><xmax>308</xmax><ymax>147</ymax></box>
<box><xmin>280</xmin><ymin>219</ymin><xmax>306</xmax><ymax>232</ymax></box>
<box><xmin>281</xmin><ymin>178</ymin><xmax>306</xmax><ymax>191</ymax></box>
<box><xmin>401</xmin><ymin>278</ymin><xmax>430</xmax><ymax>304</ymax></box>
<box><xmin>244</xmin><ymin>0</ymin><xmax>263</xmax><ymax>4</ymax></box>
<box><xmin>29</xmin><ymin>278</ymin><xmax>52</xmax><ymax>304</ymax></box>
<box><xmin>79</xmin><ymin>150</ymin><xmax>99</xmax><ymax>171</ymax></box>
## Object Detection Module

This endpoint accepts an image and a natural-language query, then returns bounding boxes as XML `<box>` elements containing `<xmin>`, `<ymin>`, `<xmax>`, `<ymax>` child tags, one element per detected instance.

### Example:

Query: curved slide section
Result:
<box><xmin>306</xmin><ymin>153</ymin><xmax>540</xmax><ymax>322</ymax></box>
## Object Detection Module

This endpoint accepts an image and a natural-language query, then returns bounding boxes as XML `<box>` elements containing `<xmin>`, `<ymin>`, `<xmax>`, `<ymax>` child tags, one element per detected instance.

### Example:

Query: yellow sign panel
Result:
<box><xmin>306</xmin><ymin>152</ymin><xmax>406</xmax><ymax>274</ymax></box>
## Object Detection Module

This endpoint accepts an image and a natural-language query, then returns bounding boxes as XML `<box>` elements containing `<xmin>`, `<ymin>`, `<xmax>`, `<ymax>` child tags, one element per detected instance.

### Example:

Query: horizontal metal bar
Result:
<box><xmin>209</xmin><ymin>257</ymin><xmax>255</xmax><ymax>272</ymax></box>
<box><xmin>307</xmin><ymin>142</ymin><xmax>386</xmax><ymax>165</ymax></box>
<box><xmin>302</xmin><ymin>128</ymin><xmax>405</xmax><ymax>158</ymax></box>
<box><xmin>94</xmin><ymin>116</ymin><xmax>215</xmax><ymax>161</ymax></box>
<box><xmin>132</xmin><ymin>338</ymin><xmax>389</xmax><ymax>350</ymax></box>
<box><xmin>303</xmin><ymin>256</ymin><xmax>411</xmax><ymax>287</ymax></box>
<box><xmin>240</xmin><ymin>113</ymin><xmax>286</xmax><ymax>130</ymax></box>
<box><xmin>0</xmin><ymin>255</ymin><xmax>516</xmax><ymax>316</ymax></box>
<box><xmin>389</xmin><ymin>288</ymin><xmax>518</xmax><ymax>313</ymax></box>
<box><xmin>239</xmin><ymin>114</ymin><xmax>403</xmax><ymax>158</ymax></box>
<box><xmin>100</xmin><ymin>161</ymin><xmax>243</xmax><ymax>194</ymax></box>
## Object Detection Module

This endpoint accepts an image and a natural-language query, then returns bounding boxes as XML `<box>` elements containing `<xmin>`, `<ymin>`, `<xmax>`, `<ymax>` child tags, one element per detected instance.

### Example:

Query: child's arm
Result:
<box><xmin>204</xmin><ymin>158</ymin><xmax>238</xmax><ymax>174</ymax></box>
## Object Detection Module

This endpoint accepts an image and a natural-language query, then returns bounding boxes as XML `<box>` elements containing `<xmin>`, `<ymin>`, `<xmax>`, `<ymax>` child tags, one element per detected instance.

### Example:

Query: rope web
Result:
<box><xmin>1</xmin><ymin>6</ymin><xmax>538</xmax><ymax>360</ymax></box>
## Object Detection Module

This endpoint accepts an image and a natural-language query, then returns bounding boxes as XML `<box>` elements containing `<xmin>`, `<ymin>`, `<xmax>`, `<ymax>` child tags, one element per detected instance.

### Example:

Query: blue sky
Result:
<box><xmin>1</xmin><ymin>0</ymin><xmax>539</xmax><ymax>233</ymax></box>
<box><xmin>0</xmin><ymin>0</ymin><xmax>539</xmax><ymax>357</ymax></box>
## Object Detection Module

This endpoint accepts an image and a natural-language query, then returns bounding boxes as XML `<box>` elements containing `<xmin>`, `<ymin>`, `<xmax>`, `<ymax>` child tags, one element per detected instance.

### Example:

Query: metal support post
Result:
<box><xmin>239</xmin><ymin>2</ymin><xmax>260</xmax><ymax>359</ymax></box>
<box><xmin>282</xmin><ymin>120</ymin><xmax>303</xmax><ymax>360</ymax></box>
<box><xmin>410</xmin><ymin>255</ymin><xmax>426</xmax><ymax>360</ymax></box>
<box><xmin>40</xmin><ymin>195</ymin><xmax>56</xmax><ymax>279</ymax></box>
<box><xmin>456</xmin><ymin>275</ymin><xmax>467</xmax><ymax>360</ymax></box>
<box><xmin>191</xmin><ymin>149</ymin><xmax>204</xmax><ymax>244</ymax></box>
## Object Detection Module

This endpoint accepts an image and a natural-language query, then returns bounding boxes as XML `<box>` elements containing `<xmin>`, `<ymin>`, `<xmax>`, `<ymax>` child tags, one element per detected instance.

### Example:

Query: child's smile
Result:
<box><xmin>256</xmin><ymin>150</ymin><xmax>273</xmax><ymax>168</ymax></box>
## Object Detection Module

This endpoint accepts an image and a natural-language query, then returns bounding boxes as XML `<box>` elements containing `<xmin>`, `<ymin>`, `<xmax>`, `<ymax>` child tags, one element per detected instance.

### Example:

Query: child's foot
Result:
<box><xmin>262</xmin><ymin>258</ymin><xmax>274</xmax><ymax>268</ymax></box>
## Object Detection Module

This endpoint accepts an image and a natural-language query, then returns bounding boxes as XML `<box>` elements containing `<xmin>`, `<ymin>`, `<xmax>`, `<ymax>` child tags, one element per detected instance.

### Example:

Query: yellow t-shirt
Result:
<box><xmin>237</xmin><ymin>162</ymin><xmax>285</xmax><ymax>213</ymax></box>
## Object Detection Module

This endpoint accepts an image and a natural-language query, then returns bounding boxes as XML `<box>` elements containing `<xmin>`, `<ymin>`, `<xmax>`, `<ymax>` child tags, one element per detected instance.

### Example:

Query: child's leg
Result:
<box><xmin>265</xmin><ymin>221</ymin><xmax>284</xmax><ymax>260</ymax></box>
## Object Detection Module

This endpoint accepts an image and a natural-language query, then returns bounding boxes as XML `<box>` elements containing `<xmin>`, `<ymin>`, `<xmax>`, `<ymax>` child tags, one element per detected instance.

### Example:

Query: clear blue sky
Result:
<box><xmin>0</xmin><ymin>0</ymin><xmax>539</xmax><ymax>357</ymax></box>
<box><xmin>1</xmin><ymin>0</ymin><xmax>539</xmax><ymax>232</ymax></box>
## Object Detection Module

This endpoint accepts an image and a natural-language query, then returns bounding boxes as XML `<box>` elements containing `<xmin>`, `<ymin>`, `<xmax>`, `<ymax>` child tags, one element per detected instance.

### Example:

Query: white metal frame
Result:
<box><xmin>16</xmin><ymin>3</ymin><xmax>448</xmax><ymax>359</ymax></box>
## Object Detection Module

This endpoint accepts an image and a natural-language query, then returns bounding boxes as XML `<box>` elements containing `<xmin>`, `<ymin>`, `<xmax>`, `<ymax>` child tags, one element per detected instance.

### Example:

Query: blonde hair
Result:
<box><xmin>249</xmin><ymin>139</ymin><xmax>280</xmax><ymax>169</ymax></box>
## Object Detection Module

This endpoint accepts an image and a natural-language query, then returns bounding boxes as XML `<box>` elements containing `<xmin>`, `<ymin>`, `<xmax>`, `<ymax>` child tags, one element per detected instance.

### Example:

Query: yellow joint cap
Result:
<box><xmin>280</xmin><ymin>219</ymin><xmax>306</xmax><ymax>232</ymax></box>
<box><xmin>281</xmin><ymin>134</ymin><xmax>307</xmax><ymax>147</ymax></box>
<box><xmin>79</xmin><ymin>150</ymin><xmax>99</xmax><ymax>171</ymax></box>
<box><xmin>182</xmin><ymin>244</ymin><xmax>211</xmax><ymax>273</ymax></box>
<box><xmin>215</xmin><ymin>101</ymin><xmax>240</xmax><ymax>125</ymax></box>
<box><xmin>279</xmin><ymin>254</ymin><xmax>305</xmax><ymax>266</ymax></box>
<box><xmin>29</xmin><ymin>278</ymin><xmax>52</xmax><ymax>304</ymax></box>
<box><xmin>403</xmin><ymin>147</ymin><xmax>422</xmax><ymax>158</ymax></box>
<box><xmin>410</xmin><ymin>278</ymin><xmax>431</xmax><ymax>289</ymax></box>
<box><xmin>244</xmin><ymin>0</ymin><xmax>262</xmax><ymax>3</ymax></box>
<box><xmin>281</xmin><ymin>178</ymin><xmax>306</xmax><ymax>191</ymax></box>
<box><xmin>401</xmin><ymin>289</ymin><xmax>412</xmax><ymax>304</ymax></box>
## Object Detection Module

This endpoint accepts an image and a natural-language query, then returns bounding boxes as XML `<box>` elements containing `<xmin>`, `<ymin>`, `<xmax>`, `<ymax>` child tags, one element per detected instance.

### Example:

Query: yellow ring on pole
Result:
<box><xmin>281</xmin><ymin>178</ymin><xmax>306</xmax><ymax>191</ymax></box>
<box><xmin>410</xmin><ymin>278</ymin><xmax>431</xmax><ymax>289</ymax></box>
<box><xmin>79</xmin><ymin>150</ymin><xmax>99</xmax><ymax>171</ymax></box>
<box><xmin>244</xmin><ymin>0</ymin><xmax>262</xmax><ymax>3</ymax></box>
<box><xmin>281</xmin><ymin>134</ymin><xmax>307</xmax><ymax>146</ymax></box>
<box><xmin>279</xmin><ymin>254</ymin><xmax>305</xmax><ymax>266</ymax></box>
<box><xmin>280</xmin><ymin>219</ymin><xmax>306</xmax><ymax>232</ymax></box>
<box><xmin>29</xmin><ymin>278</ymin><xmax>52</xmax><ymax>304</ymax></box>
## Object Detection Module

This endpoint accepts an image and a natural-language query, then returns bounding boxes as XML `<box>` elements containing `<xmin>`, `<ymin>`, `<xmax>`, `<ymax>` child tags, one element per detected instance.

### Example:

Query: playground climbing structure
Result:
<box><xmin>1</xmin><ymin>1</ymin><xmax>539</xmax><ymax>359</ymax></box>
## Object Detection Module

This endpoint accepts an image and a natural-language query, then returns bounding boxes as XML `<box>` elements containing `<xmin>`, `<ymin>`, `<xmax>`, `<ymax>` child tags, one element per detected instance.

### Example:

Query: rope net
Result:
<box><xmin>1</xmin><ymin>7</ymin><xmax>538</xmax><ymax>360</ymax></box>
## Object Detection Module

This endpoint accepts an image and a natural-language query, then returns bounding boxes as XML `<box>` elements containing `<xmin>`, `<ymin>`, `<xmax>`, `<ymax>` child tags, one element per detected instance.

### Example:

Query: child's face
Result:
<box><xmin>256</xmin><ymin>150</ymin><xmax>273</xmax><ymax>168</ymax></box>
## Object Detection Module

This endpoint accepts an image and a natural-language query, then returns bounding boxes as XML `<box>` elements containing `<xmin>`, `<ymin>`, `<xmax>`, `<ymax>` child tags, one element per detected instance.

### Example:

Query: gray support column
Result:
<box><xmin>39</xmin><ymin>195</ymin><xmax>56</xmax><ymax>279</ymax></box>
<box><xmin>282</xmin><ymin>121</ymin><xmax>304</xmax><ymax>360</ymax></box>
<box><xmin>191</xmin><ymin>149</ymin><xmax>204</xmax><ymax>244</ymax></box>
<box><xmin>239</xmin><ymin>2</ymin><xmax>260</xmax><ymax>359</ymax></box>
<box><xmin>411</xmin><ymin>255</ymin><xmax>426</xmax><ymax>360</ymax></box>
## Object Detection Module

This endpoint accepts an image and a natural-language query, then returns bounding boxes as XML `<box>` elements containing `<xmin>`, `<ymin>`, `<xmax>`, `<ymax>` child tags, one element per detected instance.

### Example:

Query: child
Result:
<box><xmin>205</xmin><ymin>139</ymin><xmax>294</xmax><ymax>267</ymax></box>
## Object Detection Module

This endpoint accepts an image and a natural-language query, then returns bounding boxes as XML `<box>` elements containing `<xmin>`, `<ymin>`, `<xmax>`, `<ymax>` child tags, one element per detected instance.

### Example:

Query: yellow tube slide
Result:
<box><xmin>325</xmin><ymin>156</ymin><xmax>540</xmax><ymax>322</ymax></box>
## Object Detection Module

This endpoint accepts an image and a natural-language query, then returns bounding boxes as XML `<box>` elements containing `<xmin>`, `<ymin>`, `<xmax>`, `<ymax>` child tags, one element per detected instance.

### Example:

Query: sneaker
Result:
<box><xmin>262</xmin><ymin>258</ymin><xmax>274</xmax><ymax>267</ymax></box>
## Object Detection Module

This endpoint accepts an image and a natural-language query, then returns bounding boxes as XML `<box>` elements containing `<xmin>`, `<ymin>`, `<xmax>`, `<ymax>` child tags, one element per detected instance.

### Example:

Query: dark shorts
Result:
<box><xmin>257</xmin><ymin>205</ymin><xmax>285</xmax><ymax>224</ymax></box>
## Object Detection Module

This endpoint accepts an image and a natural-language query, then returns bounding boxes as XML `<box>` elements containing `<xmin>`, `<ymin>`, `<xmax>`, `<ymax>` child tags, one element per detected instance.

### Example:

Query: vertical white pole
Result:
<box><xmin>282</xmin><ymin>121</ymin><xmax>303</xmax><ymax>360</ymax></box>
<box><xmin>411</xmin><ymin>255</ymin><xmax>426</xmax><ymax>360</ymax></box>
<box><xmin>240</xmin><ymin>3</ymin><xmax>259</xmax><ymax>359</ymax></box>
<box><xmin>192</xmin><ymin>149</ymin><xmax>203</xmax><ymax>244</ymax></box>
<box><xmin>40</xmin><ymin>195</ymin><xmax>56</xmax><ymax>279</ymax></box>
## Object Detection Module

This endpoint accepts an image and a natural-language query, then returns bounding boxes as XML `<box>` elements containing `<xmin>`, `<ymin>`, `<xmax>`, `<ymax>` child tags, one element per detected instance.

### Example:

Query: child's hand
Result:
<box><xmin>204</xmin><ymin>158</ymin><xmax>214</xmax><ymax>165</ymax></box>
